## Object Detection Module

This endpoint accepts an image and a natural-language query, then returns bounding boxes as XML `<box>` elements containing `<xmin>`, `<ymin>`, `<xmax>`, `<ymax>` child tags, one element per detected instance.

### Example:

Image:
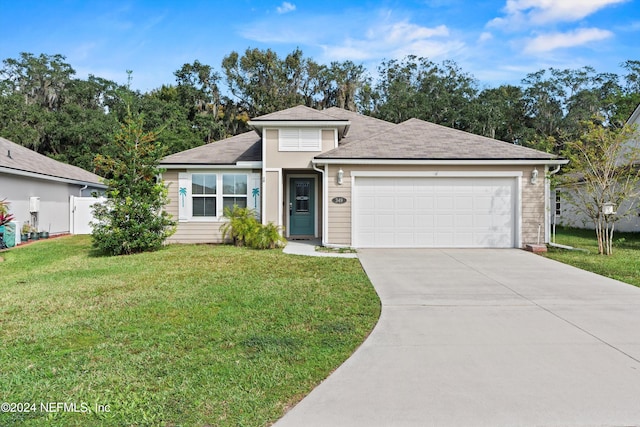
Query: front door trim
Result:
<box><xmin>287</xmin><ymin>174</ymin><xmax>318</xmax><ymax>238</ymax></box>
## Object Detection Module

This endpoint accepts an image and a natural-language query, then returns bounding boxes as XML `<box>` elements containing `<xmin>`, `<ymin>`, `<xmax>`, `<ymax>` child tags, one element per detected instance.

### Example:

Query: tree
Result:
<box><xmin>469</xmin><ymin>85</ymin><xmax>530</xmax><ymax>143</ymax></box>
<box><xmin>560</xmin><ymin>120</ymin><xmax>640</xmax><ymax>255</ymax></box>
<box><xmin>91</xmin><ymin>110</ymin><xmax>176</xmax><ymax>255</ymax></box>
<box><xmin>174</xmin><ymin>61</ymin><xmax>225</xmax><ymax>143</ymax></box>
<box><xmin>222</xmin><ymin>48</ymin><xmax>305</xmax><ymax>116</ymax></box>
<box><xmin>1</xmin><ymin>52</ymin><xmax>75</xmax><ymax>110</ymax></box>
<box><xmin>374</xmin><ymin>56</ymin><xmax>477</xmax><ymax>129</ymax></box>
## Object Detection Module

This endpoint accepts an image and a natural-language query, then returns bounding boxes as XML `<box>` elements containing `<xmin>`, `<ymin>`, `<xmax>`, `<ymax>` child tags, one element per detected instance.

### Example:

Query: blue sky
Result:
<box><xmin>1</xmin><ymin>0</ymin><xmax>639</xmax><ymax>93</ymax></box>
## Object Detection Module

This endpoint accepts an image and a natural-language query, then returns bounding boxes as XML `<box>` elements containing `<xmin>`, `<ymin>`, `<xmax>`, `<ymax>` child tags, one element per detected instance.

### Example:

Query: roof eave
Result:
<box><xmin>160</xmin><ymin>161</ymin><xmax>263</xmax><ymax>169</ymax></box>
<box><xmin>0</xmin><ymin>165</ymin><xmax>106</xmax><ymax>188</ymax></box>
<box><xmin>312</xmin><ymin>158</ymin><xmax>569</xmax><ymax>166</ymax></box>
<box><xmin>248</xmin><ymin>120</ymin><xmax>351</xmax><ymax>139</ymax></box>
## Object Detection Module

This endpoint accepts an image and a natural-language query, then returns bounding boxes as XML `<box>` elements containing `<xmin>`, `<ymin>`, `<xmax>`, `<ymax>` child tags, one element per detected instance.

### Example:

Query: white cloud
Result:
<box><xmin>490</xmin><ymin>0</ymin><xmax>628</xmax><ymax>28</ymax></box>
<box><xmin>322</xmin><ymin>20</ymin><xmax>461</xmax><ymax>61</ymax></box>
<box><xmin>524</xmin><ymin>27</ymin><xmax>613</xmax><ymax>53</ymax></box>
<box><xmin>276</xmin><ymin>2</ymin><xmax>296</xmax><ymax>14</ymax></box>
<box><xmin>478</xmin><ymin>32</ymin><xmax>493</xmax><ymax>42</ymax></box>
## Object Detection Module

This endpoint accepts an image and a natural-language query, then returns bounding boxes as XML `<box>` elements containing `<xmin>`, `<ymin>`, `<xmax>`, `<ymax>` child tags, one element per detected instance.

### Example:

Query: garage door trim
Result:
<box><xmin>351</xmin><ymin>171</ymin><xmax>522</xmax><ymax>248</ymax></box>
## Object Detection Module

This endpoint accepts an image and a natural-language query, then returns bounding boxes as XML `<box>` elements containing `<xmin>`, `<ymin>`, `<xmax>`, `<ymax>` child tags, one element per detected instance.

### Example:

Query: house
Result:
<box><xmin>0</xmin><ymin>136</ymin><xmax>106</xmax><ymax>236</ymax></box>
<box><xmin>160</xmin><ymin>106</ymin><xmax>567</xmax><ymax>248</ymax></box>
<box><xmin>553</xmin><ymin>104</ymin><xmax>640</xmax><ymax>233</ymax></box>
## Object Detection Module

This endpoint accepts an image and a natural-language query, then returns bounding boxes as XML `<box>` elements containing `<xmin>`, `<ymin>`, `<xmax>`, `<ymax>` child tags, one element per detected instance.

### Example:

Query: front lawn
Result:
<box><xmin>0</xmin><ymin>236</ymin><xmax>380</xmax><ymax>426</ymax></box>
<box><xmin>544</xmin><ymin>226</ymin><xmax>640</xmax><ymax>287</ymax></box>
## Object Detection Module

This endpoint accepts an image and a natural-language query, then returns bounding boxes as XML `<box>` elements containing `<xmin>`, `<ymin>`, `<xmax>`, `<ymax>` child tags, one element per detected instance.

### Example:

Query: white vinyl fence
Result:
<box><xmin>69</xmin><ymin>196</ymin><xmax>106</xmax><ymax>234</ymax></box>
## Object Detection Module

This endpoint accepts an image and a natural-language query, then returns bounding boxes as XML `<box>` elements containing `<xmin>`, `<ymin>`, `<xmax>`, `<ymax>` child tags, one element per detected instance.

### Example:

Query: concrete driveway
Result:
<box><xmin>275</xmin><ymin>249</ymin><xmax>640</xmax><ymax>427</ymax></box>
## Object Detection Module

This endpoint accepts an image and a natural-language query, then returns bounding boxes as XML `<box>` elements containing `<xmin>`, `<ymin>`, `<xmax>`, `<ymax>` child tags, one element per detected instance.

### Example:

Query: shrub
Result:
<box><xmin>220</xmin><ymin>205</ymin><xmax>260</xmax><ymax>247</ymax></box>
<box><xmin>221</xmin><ymin>205</ymin><xmax>286</xmax><ymax>249</ymax></box>
<box><xmin>247</xmin><ymin>222</ymin><xmax>287</xmax><ymax>249</ymax></box>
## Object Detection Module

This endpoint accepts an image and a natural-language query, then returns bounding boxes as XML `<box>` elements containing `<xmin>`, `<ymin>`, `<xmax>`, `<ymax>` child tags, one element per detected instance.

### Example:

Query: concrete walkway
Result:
<box><xmin>283</xmin><ymin>239</ymin><xmax>358</xmax><ymax>258</ymax></box>
<box><xmin>275</xmin><ymin>249</ymin><xmax>640</xmax><ymax>427</ymax></box>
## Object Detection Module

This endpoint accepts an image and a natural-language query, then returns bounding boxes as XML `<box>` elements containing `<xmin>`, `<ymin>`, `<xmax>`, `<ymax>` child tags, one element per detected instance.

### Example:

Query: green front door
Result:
<box><xmin>289</xmin><ymin>178</ymin><xmax>315</xmax><ymax>236</ymax></box>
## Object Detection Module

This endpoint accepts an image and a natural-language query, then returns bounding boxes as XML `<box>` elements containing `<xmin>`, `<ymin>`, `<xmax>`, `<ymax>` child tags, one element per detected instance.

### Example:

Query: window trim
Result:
<box><xmin>179</xmin><ymin>171</ymin><xmax>257</xmax><ymax>222</ymax></box>
<box><xmin>191</xmin><ymin>173</ymin><xmax>217</xmax><ymax>218</ymax></box>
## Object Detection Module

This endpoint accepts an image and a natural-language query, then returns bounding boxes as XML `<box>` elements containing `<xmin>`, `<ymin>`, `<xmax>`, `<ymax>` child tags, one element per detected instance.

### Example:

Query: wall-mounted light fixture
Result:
<box><xmin>337</xmin><ymin>168</ymin><xmax>344</xmax><ymax>185</ymax></box>
<box><xmin>531</xmin><ymin>168</ymin><xmax>539</xmax><ymax>185</ymax></box>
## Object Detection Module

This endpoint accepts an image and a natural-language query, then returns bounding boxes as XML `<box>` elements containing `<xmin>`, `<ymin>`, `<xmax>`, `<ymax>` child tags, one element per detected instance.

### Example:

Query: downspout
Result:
<box><xmin>545</xmin><ymin>164</ymin><xmax>562</xmax><ymax>244</ymax></box>
<box><xmin>312</xmin><ymin>162</ymin><xmax>327</xmax><ymax>247</ymax></box>
<box><xmin>79</xmin><ymin>185</ymin><xmax>88</xmax><ymax>197</ymax></box>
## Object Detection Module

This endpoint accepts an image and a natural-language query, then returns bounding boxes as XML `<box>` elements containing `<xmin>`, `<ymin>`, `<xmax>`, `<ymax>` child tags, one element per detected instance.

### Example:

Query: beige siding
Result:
<box><xmin>163</xmin><ymin>169</ymin><xmax>180</xmax><ymax>225</ymax></box>
<box><xmin>265</xmin><ymin>169</ymin><xmax>281</xmax><ymax>226</ymax></box>
<box><xmin>520</xmin><ymin>165</ymin><xmax>545</xmax><ymax>244</ymax></box>
<box><xmin>264</xmin><ymin>128</ymin><xmax>337</xmax><ymax>169</ymax></box>
<box><xmin>163</xmin><ymin>169</ymin><xmax>250</xmax><ymax>244</ymax></box>
<box><xmin>164</xmin><ymin>169</ymin><xmax>226</xmax><ymax>243</ymax></box>
<box><xmin>326</xmin><ymin>164</ymin><xmax>352</xmax><ymax>245</ymax></box>
<box><xmin>324</xmin><ymin>164</ymin><xmax>546</xmax><ymax>248</ymax></box>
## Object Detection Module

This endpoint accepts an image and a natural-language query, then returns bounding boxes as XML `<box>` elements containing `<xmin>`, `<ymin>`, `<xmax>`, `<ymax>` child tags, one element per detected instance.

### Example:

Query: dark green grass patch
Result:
<box><xmin>0</xmin><ymin>236</ymin><xmax>380</xmax><ymax>426</ymax></box>
<box><xmin>545</xmin><ymin>226</ymin><xmax>640</xmax><ymax>287</ymax></box>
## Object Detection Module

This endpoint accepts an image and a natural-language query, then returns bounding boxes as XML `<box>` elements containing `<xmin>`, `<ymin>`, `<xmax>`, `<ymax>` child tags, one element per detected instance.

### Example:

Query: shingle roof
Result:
<box><xmin>160</xmin><ymin>131</ymin><xmax>261</xmax><ymax>165</ymax></box>
<box><xmin>251</xmin><ymin>105</ymin><xmax>348</xmax><ymax>122</ymax></box>
<box><xmin>322</xmin><ymin>107</ymin><xmax>397</xmax><ymax>142</ymax></box>
<box><xmin>317</xmin><ymin>118</ymin><xmax>557</xmax><ymax>160</ymax></box>
<box><xmin>0</xmin><ymin>136</ymin><xmax>105</xmax><ymax>185</ymax></box>
<box><xmin>160</xmin><ymin>106</ymin><xmax>560</xmax><ymax>165</ymax></box>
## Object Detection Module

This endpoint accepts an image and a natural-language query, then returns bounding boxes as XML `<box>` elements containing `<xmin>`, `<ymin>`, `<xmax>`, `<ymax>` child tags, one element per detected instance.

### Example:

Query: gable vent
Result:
<box><xmin>279</xmin><ymin>128</ymin><xmax>321</xmax><ymax>152</ymax></box>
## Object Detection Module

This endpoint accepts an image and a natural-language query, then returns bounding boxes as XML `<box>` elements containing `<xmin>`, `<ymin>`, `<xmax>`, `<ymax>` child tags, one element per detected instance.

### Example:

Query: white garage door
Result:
<box><xmin>353</xmin><ymin>177</ymin><xmax>516</xmax><ymax>248</ymax></box>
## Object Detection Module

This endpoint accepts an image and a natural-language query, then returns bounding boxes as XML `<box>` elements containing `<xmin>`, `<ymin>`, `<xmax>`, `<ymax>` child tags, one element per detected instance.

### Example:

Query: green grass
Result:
<box><xmin>0</xmin><ymin>236</ymin><xmax>380</xmax><ymax>426</ymax></box>
<box><xmin>545</xmin><ymin>226</ymin><xmax>640</xmax><ymax>287</ymax></box>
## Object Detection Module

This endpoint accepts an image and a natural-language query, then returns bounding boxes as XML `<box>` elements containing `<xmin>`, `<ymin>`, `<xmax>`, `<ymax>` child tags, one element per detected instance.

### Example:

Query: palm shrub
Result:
<box><xmin>247</xmin><ymin>222</ymin><xmax>287</xmax><ymax>249</ymax></box>
<box><xmin>220</xmin><ymin>205</ymin><xmax>259</xmax><ymax>246</ymax></box>
<box><xmin>220</xmin><ymin>205</ymin><xmax>286</xmax><ymax>249</ymax></box>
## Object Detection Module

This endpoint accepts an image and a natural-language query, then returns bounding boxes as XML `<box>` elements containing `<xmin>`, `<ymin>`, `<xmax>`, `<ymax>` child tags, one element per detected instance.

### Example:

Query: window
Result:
<box><xmin>555</xmin><ymin>192</ymin><xmax>561</xmax><ymax>216</ymax></box>
<box><xmin>179</xmin><ymin>172</ymin><xmax>257</xmax><ymax>220</ymax></box>
<box><xmin>192</xmin><ymin>174</ymin><xmax>216</xmax><ymax>217</ymax></box>
<box><xmin>279</xmin><ymin>128</ymin><xmax>321</xmax><ymax>151</ymax></box>
<box><xmin>223</xmin><ymin>174</ymin><xmax>248</xmax><ymax>210</ymax></box>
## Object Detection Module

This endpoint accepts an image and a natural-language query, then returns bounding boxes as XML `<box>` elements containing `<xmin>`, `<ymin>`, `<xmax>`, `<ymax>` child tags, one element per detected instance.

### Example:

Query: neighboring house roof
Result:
<box><xmin>623</xmin><ymin>103</ymin><xmax>640</xmax><ymax>167</ymax></box>
<box><xmin>0</xmin><ymin>136</ymin><xmax>105</xmax><ymax>186</ymax></box>
<box><xmin>628</xmin><ymin>103</ymin><xmax>640</xmax><ymax>125</ymax></box>
<box><xmin>317</xmin><ymin>118</ymin><xmax>557</xmax><ymax>160</ymax></box>
<box><xmin>161</xmin><ymin>131</ymin><xmax>261</xmax><ymax>165</ymax></box>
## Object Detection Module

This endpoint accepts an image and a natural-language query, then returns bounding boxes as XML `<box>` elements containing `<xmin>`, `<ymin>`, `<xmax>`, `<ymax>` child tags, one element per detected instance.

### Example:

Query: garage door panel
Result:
<box><xmin>354</xmin><ymin>176</ymin><xmax>516</xmax><ymax>248</ymax></box>
<box><xmin>416</xmin><ymin>196</ymin><xmax>434</xmax><ymax>209</ymax></box>
<box><xmin>396</xmin><ymin>196</ymin><xmax>414</xmax><ymax>210</ymax></box>
<box><xmin>454</xmin><ymin>214</ymin><xmax>473</xmax><ymax>227</ymax></box>
<box><xmin>436</xmin><ymin>197</ymin><xmax>454</xmax><ymax>210</ymax></box>
<box><xmin>455</xmin><ymin>196</ymin><xmax>473</xmax><ymax>210</ymax></box>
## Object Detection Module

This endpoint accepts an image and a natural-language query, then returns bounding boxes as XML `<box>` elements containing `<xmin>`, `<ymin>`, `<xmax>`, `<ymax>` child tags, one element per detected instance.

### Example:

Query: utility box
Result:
<box><xmin>29</xmin><ymin>197</ymin><xmax>40</xmax><ymax>213</ymax></box>
<box><xmin>2</xmin><ymin>222</ymin><xmax>17</xmax><ymax>248</ymax></box>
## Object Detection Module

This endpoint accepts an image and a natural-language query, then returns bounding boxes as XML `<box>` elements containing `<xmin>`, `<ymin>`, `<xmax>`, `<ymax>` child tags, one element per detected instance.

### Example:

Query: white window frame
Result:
<box><xmin>222</xmin><ymin>173</ymin><xmax>249</xmax><ymax>213</ymax></box>
<box><xmin>191</xmin><ymin>173</ymin><xmax>218</xmax><ymax>218</ymax></box>
<box><xmin>278</xmin><ymin>128</ymin><xmax>322</xmax><ymax>152</ymax></box>
<box><xmin>178</xmin><ymin>171</ymin><xmax>260</xmax><ymax>222</ymax></box>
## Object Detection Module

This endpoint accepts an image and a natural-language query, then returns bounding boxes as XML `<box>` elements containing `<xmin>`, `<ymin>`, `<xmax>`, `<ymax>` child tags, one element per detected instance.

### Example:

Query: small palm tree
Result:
<box><xmin>179</xmin><ymin>187</ymin><xmax>187</xmax><ymax>207</ymax></box>
<box><xmin>252</xmin><ymin>187</ymin><xmax>260</xmax><ymax>209</ymax></box>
